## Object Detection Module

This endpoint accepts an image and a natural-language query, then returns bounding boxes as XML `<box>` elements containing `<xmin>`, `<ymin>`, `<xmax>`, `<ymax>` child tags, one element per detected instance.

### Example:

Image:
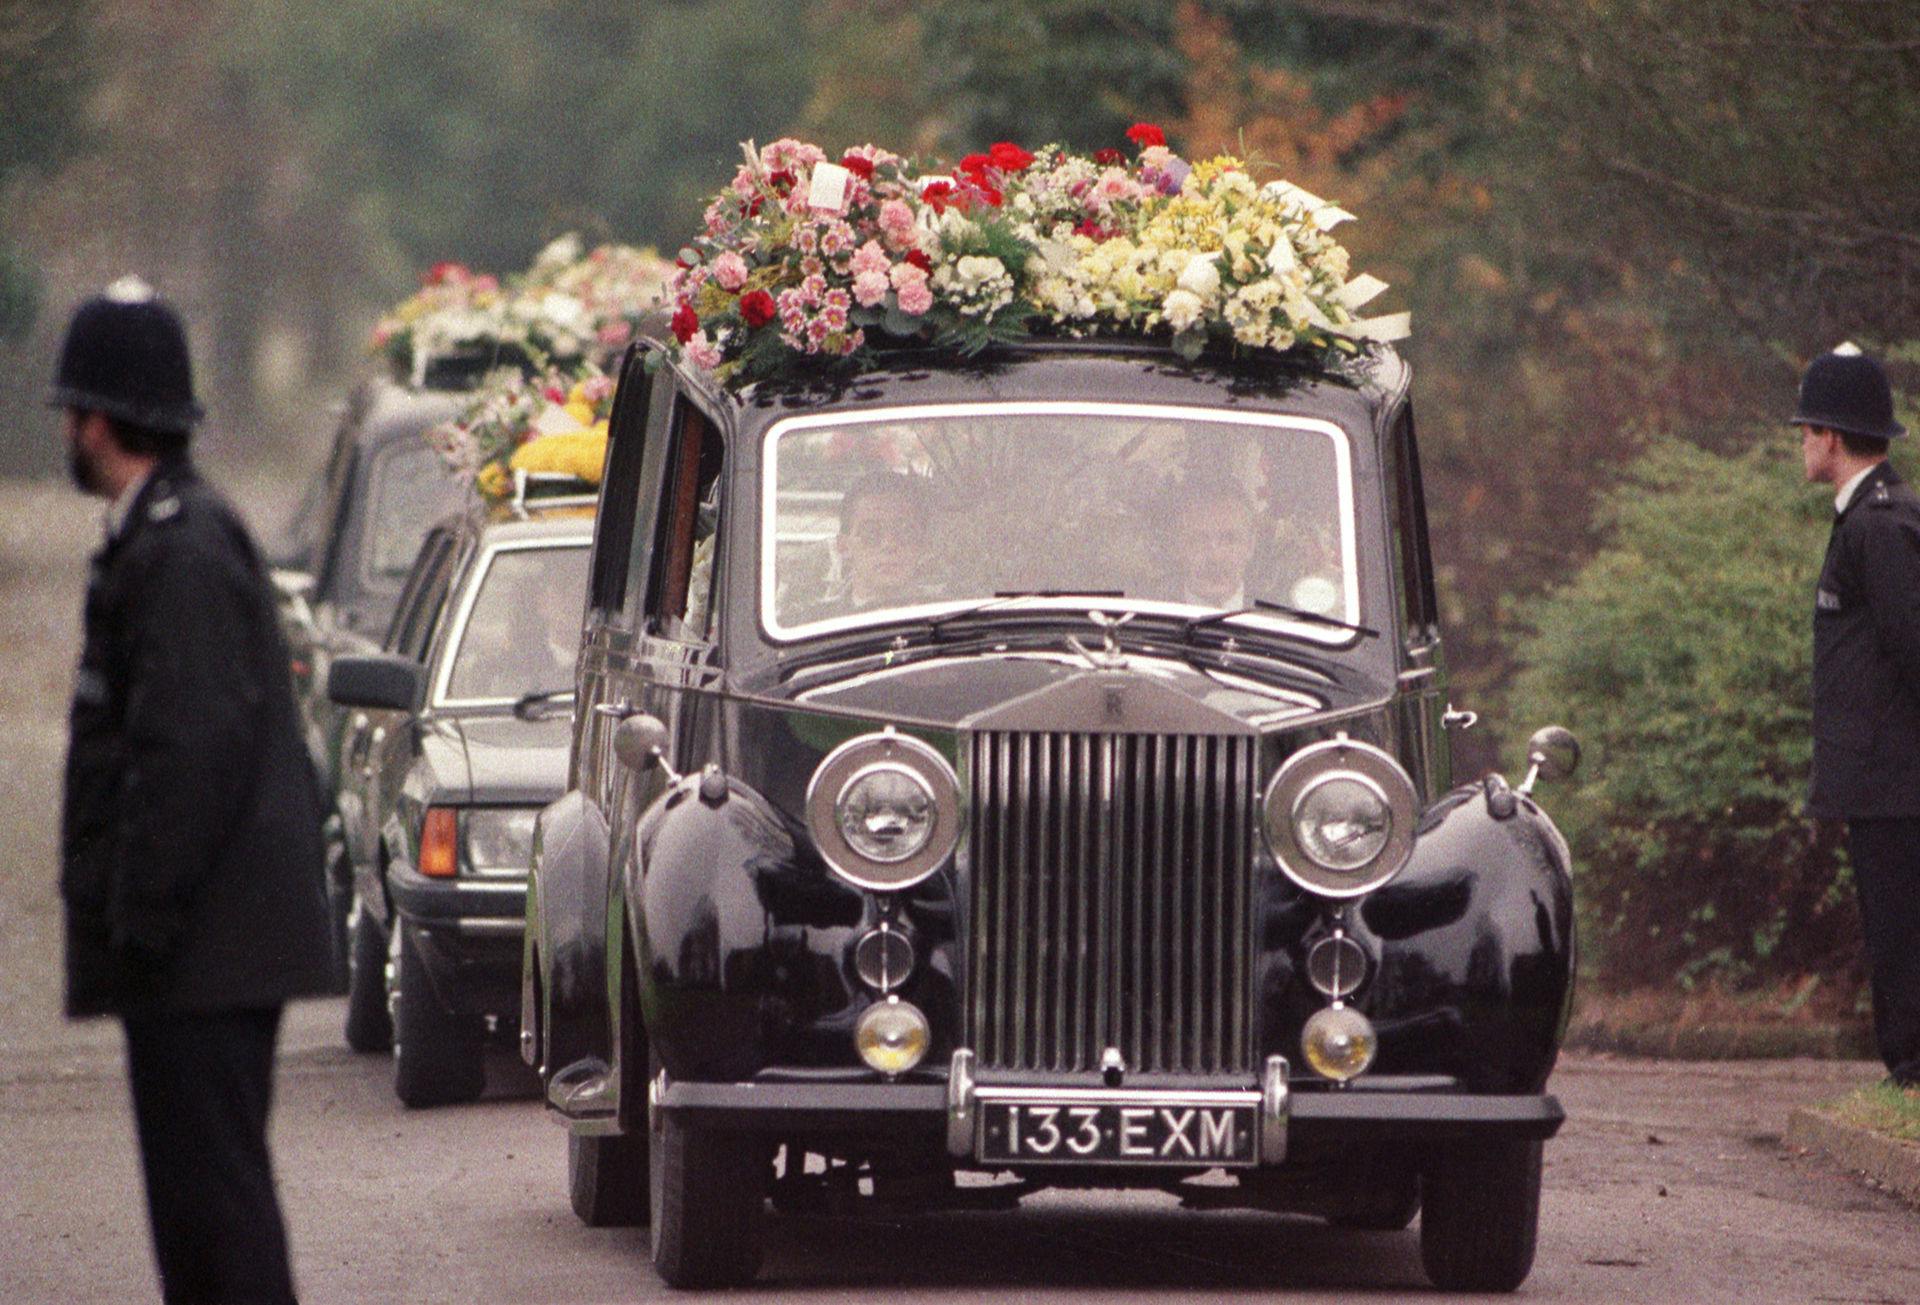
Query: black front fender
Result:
<box><xmin>525</xmin><ymin>790</ymin><xmax>611</xmax><ymax>1088</ymax></box>
<box><xmin>1352</xmin><ymin>783</ymin><xmax>1576</xmax><ymax>1092</ymax></box>
<box><xmin>631</xmin><ymin>775</ymin><xmax>871</xmax><ymax>1082</ymax></box>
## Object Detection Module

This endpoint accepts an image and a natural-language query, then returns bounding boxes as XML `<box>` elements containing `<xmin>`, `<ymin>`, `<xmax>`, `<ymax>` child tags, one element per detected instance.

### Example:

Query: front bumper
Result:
<box><xmin>654</xmin><ymin>1052</ymin><xmax>1564</xmax><ymax>1165</ymax></box>
<box><xmin>389</xmin><ymin>866</ymin><xmax>527</xmax><ymax>1019</ymax></box>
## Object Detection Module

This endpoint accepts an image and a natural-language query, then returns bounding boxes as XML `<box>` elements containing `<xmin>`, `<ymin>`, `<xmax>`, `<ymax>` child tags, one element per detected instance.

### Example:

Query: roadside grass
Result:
<box><xmin>1829</xmin><ymin>1081</ymin><xmax>1920</xmax><ymax>1145</ymax></box>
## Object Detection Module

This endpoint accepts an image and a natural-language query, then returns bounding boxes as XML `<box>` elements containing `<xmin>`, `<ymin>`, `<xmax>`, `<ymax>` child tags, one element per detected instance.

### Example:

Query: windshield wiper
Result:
<box><xmin>925</xmin><ymin>590</ymin><xmax>1127</xmax><ymax>639</ymax></box>
<box><xmin>513</xmin><ymin>688</ymin><xmax>575</xmax><ymax>719</ymax></box>
<box><xmin>1181</xmin><ymin>597</ymin><xmax>1378</xmax><ymax>642</ymax></box>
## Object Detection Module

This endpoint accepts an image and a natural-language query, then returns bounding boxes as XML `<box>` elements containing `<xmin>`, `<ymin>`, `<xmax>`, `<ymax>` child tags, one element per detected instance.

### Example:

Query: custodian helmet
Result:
<box><xmin>49</xmin><ymin>276</ymin><xmax>204</xmax><ymax>434</ymax></box>
<box><xmin>1789</xmin><ymin>342</ymin><xmax>1905</xmax><ymax>442</ymax></box>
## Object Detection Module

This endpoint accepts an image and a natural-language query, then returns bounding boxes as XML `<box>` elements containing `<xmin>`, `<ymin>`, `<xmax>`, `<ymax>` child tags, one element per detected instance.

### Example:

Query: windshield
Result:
<box><xmin>441</xmin><ymin>542</ymin><xmax>590</xmax><ymax>703</ymax></box>
<box><xmin>761</xmin><ymin>402</ymin><xmax>1357</xmax><ymax>643</ymax></box>
<box><xmin>364</xmin><ymin>442</ymin><xmax>466</xmax><ymax>585</ymax></box>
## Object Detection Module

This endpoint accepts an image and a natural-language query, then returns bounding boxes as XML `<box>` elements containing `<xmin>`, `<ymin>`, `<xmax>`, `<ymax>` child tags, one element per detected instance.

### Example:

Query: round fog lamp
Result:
<box><xmin>855</xmin><ymin>998</ymin><xmax>930</xmax><ymax>1075</ymax></box>
<box><xmin>1302</xmin><ymin>1004</ymin><xmax>1377</xmax><ymax>1082</ymax></box>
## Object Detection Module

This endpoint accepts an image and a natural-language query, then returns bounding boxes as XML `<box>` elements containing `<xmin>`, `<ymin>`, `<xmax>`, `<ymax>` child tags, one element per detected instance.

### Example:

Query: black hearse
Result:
<box><xmin>522</xmin><ymin>331</ymin><xmax>1579</xmax><ymax>1290</ymax></box>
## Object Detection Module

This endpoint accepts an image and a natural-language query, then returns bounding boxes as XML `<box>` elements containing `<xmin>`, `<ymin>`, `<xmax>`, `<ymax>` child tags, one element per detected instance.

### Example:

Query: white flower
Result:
<box><xmin>1162</xmin><ymin>289</ymin><xmax>1205</xmax><ymax>332</ymax></box>
<box><xmin>954</xmin><ymin>255</ymin><xmax>1007</xmax><ymax>291</ymax></box>
<box><xmin>1176</xmin><ymin>252</ymin><xmax>1221</xmax><ymax>300</ymax></box>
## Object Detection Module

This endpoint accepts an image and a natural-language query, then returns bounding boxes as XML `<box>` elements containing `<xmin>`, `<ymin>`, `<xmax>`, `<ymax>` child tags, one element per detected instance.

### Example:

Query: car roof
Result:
<box><xmin>351</xmin><ymin>378</ymin><xmax>468</xmax><ymax>450</ymax></box>
<box><xmin>636</xmin><ymin>328</ymin><xmax>1411</xmax><ymax>436</ymax></box>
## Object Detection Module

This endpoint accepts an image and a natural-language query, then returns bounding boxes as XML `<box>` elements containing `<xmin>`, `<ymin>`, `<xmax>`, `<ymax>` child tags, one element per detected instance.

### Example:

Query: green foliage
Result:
<box><xmin>0</xmin><ymin>0</ymin><xmax>93</xmax><ymax>338</ymax></box>
<box><xmin>1508</xmin><ymin>435</ymin><xmax>1872</xmax><ymax>988</ymax></box>
<box><xmin>918</xmin><ymin>1</ymin><xmax>1189</xmax><ymax>151</ymax></box>
<box><xmin>228</xmin><ymin>0</ymin><xmax>816</xmax><ymax>275</ymax></box>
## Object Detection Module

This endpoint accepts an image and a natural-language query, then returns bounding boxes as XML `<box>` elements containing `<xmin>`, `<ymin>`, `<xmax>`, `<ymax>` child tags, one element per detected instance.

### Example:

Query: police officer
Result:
<box><xmin>54</xmin><ymin>278</ymin><xmax>335</xmax><ymax>1302</ymax></box>
<box><xmin>1794</xmin><ymin>342</ymin><xmax>1919</xmax><ymax>1087</ymax></box>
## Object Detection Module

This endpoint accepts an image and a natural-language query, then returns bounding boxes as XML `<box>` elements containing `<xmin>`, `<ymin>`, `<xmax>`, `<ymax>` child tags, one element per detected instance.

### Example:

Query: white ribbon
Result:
<box><xmin>1343</xmin><ymin>311</ymin><xmax>1412</xmax><ymax>342</ymax></box>
<box><xmin>1332</xmin><ymin>274</ymin><xmax>1389</xmax><ymax>311</ymax></box>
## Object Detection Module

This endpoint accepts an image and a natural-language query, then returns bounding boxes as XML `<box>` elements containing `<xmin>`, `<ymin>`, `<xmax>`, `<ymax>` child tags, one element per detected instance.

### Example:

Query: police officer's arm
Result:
<box><xmin>110</xmin><ymin>534</ymin><xmax>262</xmax><ymax>961</ymax></box>
<box><xmin>1858</xmin><ymin>510</ymin><xmax>1920</xmax><ymax>700</ymax></box>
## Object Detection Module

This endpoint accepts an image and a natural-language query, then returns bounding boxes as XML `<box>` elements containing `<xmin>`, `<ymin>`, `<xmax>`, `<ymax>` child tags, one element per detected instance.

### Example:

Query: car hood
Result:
<box><xmin>775</xmin><ymin>648</ymin><xmax>1371</xmax><ymax>732</ymax></box>
<box><xmin>434</xmin><ymin>712</ymin><xmax>573</xmax><ymax>805</ymax></box>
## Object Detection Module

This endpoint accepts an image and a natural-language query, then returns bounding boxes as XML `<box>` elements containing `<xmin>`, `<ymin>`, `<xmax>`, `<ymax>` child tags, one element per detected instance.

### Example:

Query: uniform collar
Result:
<box><xmin>103</xmin><ymin>468</ymin><xmax>153</xmax><ymax>541</ymax></box>
<box><xmin>1836</xmin><ymin>460</ymin><xmax>1896</xmax><ymax>520</ymax></box>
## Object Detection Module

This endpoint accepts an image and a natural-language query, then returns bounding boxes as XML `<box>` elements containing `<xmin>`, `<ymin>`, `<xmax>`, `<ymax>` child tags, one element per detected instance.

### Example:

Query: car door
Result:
<box><xmin>342</xmin><ymin>527</ymin><xmax>459</xmax><ymax>897</ymax></box>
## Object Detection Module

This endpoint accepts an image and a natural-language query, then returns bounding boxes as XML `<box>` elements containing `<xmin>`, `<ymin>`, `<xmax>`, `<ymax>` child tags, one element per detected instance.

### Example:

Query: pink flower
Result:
<box><xmin>822</xmin><ymin>287</ymin><xmax>850</xmax><ymax>313</ymax></box>
<box><xmin>713</xmin><ymin>251</ymin><xmax>749</xmax><ymax>291</ymax></box>
<box><xmin>819</xmin><ymin>220</ymin><xmax>855</xmax><ymax>258</ymax></box>
<box><xmin>685</xmin><ymin>331</ymin><xmax>723</xmax><ymax>370</ymax></box>
<box><xmin>843</xmin><ymin>326</ymin><xmax>866</xmax><ymax>355</ymax></box>
<box><xmin>850</xmin><ymin>239</ymin><xmax>890</xmax><ymax>278</ymax></box>
<box><xmin>853</xmin><ymin>269</ymin><xmax>890</xmax><ymax>308</ymax></box>
<box><xmin>805</xmin><ymin>318</ymin><xmax>831</xmax><ymax>348</ymax></box>
<box><xmin>878</xmin><ymin>200</ymin><xmax>917</xmax><ymax>249</ymax></box>
<box><xmin>801</xmin><ymin>273</ymin><xmax>828</xmax><ymax>306</ymax></box>
<box><xmin>793</xmin><ymin>224</ymin><xmax>820</xmax><ymax>255</ymax></box>
<box><xmin>799</xmin><ymin>255</ymin><xmax>825</xmax><ymax>279</ymax></box>
<box><xmin>582</xmin><ymin>375</ymin><xmax>616</xmax><ymax>403</ymax></box>
<box><xmin>895</xmin><ymin>274</ymin><xmax>933</xmax><ymax>316</ymax></box>
<box><xmin>596</xmin><ymin>320</ymin><xmax>633</xmax><ymax>348</ymax></box>
<box><xmin>760</xmin><ymin>138</ymin><xmax>827</xmax><ymax>172</ymax></box>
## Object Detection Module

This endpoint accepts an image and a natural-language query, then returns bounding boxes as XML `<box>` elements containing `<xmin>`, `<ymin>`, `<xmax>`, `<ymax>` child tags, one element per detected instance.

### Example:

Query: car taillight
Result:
<box><xmin>419</xmin><ymin>807</ymin><xmax>458</xmax><ymax>878</ymax></box>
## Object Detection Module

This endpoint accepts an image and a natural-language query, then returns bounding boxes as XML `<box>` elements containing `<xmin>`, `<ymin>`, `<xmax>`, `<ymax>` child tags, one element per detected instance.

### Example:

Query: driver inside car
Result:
<box><xmin>827</xmin><ymin>469</ymin><xmax>941</xmax><ymax>615</ymax></box>
<box><xmin>1173</xmin><ymin>483</ymin><xmax>1259</xmax><ymax>610</ymax></box>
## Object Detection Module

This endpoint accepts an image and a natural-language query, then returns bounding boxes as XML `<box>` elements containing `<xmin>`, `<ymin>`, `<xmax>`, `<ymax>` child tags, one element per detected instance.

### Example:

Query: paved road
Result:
<box><xmin>3</xmin><ymin>1006</ymin><xmax>1915</xmax><ymax>1303</ymax></box>
<box><xmin>3</xmin><ymin>476</ymin><xmax>1916</xmax><ymax>1301</ymax></box>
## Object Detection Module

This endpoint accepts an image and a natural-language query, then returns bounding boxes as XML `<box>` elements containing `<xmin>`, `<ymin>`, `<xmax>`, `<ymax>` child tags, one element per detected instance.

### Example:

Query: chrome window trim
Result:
<box><xmin>759</xmin><ymin>402</ymin><xmax>1360</xmax><ymax>647</ymax></box>
<box><xmin>432</xmin><ymin>537</ymin><xmax>592</xmax><ymax>709</ymax></box>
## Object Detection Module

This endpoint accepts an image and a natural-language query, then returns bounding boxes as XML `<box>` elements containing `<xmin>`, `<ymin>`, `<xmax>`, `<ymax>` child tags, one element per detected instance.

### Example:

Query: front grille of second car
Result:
<box><xmin>966</xmin><ymin>731</ymin><xmax>1256</xmax><ymax>1076</ymax></box>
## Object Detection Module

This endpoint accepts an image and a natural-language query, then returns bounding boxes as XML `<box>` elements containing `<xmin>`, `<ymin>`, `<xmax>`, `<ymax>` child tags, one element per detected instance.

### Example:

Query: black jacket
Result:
<box><xmin>1810</xmin><ymin>461</ymin><xmax>1920</xmax><ymax>820</ymax></box>
<box><xmin>62</xmin><ymin>459</ymin><xmax>336</xmax><ymax>1017</ymax></box>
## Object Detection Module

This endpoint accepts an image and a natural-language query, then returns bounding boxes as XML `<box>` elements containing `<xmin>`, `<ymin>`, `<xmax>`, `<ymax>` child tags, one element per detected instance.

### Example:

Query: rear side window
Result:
<box><xmin>634</xmin><ymin>395</ymin><xmax>724</xmax><ymax>642</ymax></box>
<box><xmin>587</xmin><ymin>348</ymin><xmax>657</xmax><ymax>618</ymax></box>
<box><xmin>362</xmin><ymin>442</ymin><xmax>460</xmax><ymax>586</ymax></box>
<box><xmin>443</xmin><ymin>544</ymin><xmax>592</xmax><ymax>703</ymax></box>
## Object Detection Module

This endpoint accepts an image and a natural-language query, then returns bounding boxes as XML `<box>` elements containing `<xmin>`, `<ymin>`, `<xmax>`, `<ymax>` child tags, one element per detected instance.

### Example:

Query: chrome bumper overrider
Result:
<box><xmin>945</xmin><ymin>1049</ymin><xmax>1293</xmax><ymax>1162</ymax></box>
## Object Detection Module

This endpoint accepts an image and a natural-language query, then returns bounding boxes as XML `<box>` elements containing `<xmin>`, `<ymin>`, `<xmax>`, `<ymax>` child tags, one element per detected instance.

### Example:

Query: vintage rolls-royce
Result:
<box><xmin>522</xmin><ymin>330</ymin><xmax>1577</xmax><ymax>1291</ymax></box>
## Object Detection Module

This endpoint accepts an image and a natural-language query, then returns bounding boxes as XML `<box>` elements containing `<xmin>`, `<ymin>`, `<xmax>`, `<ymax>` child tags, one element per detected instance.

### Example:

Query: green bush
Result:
<box><xmin>1507</xmin><ymin>435</ymin><xmax>1868</xmax><ymax>989</ymax></box>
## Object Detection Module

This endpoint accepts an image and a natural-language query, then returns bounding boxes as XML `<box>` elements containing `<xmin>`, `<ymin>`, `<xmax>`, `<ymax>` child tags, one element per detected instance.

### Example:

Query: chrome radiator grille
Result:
<box><xmin>966</xmin><ymin>731</ymin><xmax>1257</xmax><ymax>1076</ymax></box>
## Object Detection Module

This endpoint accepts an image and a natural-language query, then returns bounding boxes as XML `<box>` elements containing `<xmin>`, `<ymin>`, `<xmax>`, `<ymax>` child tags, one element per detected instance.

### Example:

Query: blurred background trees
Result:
<box><xmin>1</xmin><ymin>0</ymin><xmax>1914</xmax><ymax>993</ymax></box>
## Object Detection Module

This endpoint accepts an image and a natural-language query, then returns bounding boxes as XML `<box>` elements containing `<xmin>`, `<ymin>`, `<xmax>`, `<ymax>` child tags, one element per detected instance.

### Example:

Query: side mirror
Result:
<box><xmin>1518</xmin><ymin>725</ymin><xmax>1580</xmax><ymax>794</ymax></box>
<box><xmin>614</xmin><ymin>713</ymin><xmax>675</xmax><ymax>776</ymax></box>
<box><xmin>327</xmin><ymin>653</ymin><xmax>426</xmax><ymax>712</ymax></box>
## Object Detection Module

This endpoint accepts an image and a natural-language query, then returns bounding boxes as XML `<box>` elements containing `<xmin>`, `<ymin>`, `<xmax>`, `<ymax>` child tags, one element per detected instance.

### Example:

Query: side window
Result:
<box><xmin>587</xmin><ymin>347</ymin><xmax>655</xmax><ymax>619</ymax></box>
<box><xmin>632</xmin><ymin>394</ymin><xmax>725</xmax><ymax>642</ymax></box>
<box><xmin>1388</xmin><ymin>409</ymin><xmax>1439</xmax><ymax>638</ymax></box>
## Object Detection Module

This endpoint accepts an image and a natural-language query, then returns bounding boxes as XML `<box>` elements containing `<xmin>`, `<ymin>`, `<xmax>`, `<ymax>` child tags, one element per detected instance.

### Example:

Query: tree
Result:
<box><xmin>0</xmin><ymin>1</ymin><xmax>93</xmax><ymax>339</ymax></box>
<box><xmin>1507</xmin><ymin>435</ymin><xmax>1870</xmax><ymax>989</ymax></box>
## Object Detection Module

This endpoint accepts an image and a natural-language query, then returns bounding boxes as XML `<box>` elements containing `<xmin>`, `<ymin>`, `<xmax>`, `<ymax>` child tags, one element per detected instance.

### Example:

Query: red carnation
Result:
<box><xmin>988</xmin><ymin>141</ymin><xmax>1035</xmax><ymax>172</ymax></box>
<box><xmin>768</xmin><ymin>168</ymin><xmax>796</xmax><ymax>194</ymax></box>
<box><xmin>1125</xmin><ymin>122</ymin><xmax>1166</xmax><ymax>148</ymax></box>
<box><xmin>670</xmin><ymin>299</ymin><xmax>699</xmax><ymax>344</ymax></box>
<box><xmin>1093</xmin><ymin>147</ymin><xmax>1124</xmax><ymax>165</ymax></box>
<box><xmin>839</xmin><ymin>152</ymin><xmax>875</xmax><ymax>180</ymax></box>
<box><xmin>957</xmin><ymin>153</ymin><xmax>993</xmax><ymax>182</ymax></box>
<box><xmin>738</xmin><ymin>289</ymin><xmax>776</xmax><ymax>329</ymax></box>
<box><xmin>904</xmin><ymin>249</ymin><xmax>932</xmax><ymax>273</ymax></box>
<box><xmin>976</xmin><ymin>182</ymin><xmax>1004</xmax><ymax>208</ymax></box>
<box><xmin>921</xmin><ymin>180</ymin><xmax>960</xmax><ymax>214</ymax></box>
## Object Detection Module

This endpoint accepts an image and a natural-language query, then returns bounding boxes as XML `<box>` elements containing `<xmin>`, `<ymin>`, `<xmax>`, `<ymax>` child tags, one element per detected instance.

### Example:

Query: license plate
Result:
<box><xmin>979</xmin><ymin>1100</ymin><xmax>1257</xmax><ymax>1165</ymax></box>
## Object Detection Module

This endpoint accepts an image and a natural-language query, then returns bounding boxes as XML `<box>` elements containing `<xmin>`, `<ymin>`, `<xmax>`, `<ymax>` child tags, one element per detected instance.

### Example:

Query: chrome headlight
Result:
<box><xmin>464</xmin><ymin>807</ymin><xmax>539</xmax><ymax>876</ymax></box>
<box><xmin>1263</xmin><ymin>737</ymin><xmax>1416</xmax><ymax>897</ymax></box>
<box><xmin>807</xmin><ymin>731</ymin><xmax>959</xmax><ymax>891</ymax></box>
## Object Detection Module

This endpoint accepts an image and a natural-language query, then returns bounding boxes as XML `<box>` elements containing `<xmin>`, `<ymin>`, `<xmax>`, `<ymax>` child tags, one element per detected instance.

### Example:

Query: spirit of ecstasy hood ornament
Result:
<box><xmin>1068</xmin><ymin>610</ymin><xmax>1133</xmax><ymax>670</ymax></box>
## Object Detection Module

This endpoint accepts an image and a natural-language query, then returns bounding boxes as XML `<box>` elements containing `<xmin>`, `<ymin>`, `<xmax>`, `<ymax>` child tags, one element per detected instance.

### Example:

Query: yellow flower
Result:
<box><xmin>476</xmin><ymin>462</ymin><xmax>512</xmax><ymax>500</ymax></box>
<box><xmin>509</xmin><ymin>423</ymin><xmax>609</xmax><ymax>484</ymax></box>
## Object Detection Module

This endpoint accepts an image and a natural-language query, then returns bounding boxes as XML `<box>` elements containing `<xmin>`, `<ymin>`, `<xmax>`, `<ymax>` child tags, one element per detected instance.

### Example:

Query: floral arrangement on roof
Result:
<box><xmin>426</xmin><ymin>363</ymin><xmax>614</xmax><ymax>504</ymax></box>
<box><xmin>662</xmin><ymin>125</ymin><xmax>1409</xmax><ymax>386</ymax></box>
<box><xmin>373</xmin><ymin>234</ymin><xmax>674</xmax><ymax>386</ymax></box>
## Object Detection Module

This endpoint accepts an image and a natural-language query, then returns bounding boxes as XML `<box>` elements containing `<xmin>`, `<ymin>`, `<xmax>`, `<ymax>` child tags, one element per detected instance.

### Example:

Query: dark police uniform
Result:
<box><xmin>57</xmin><ymin>280</ymin><xmax>335</xmax><ymax>1303</ymax></box>
<box><xmin>1810</xmin><ymin>460</ymin><xmax>1920</xmax><ymax>1085</ymax></box>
